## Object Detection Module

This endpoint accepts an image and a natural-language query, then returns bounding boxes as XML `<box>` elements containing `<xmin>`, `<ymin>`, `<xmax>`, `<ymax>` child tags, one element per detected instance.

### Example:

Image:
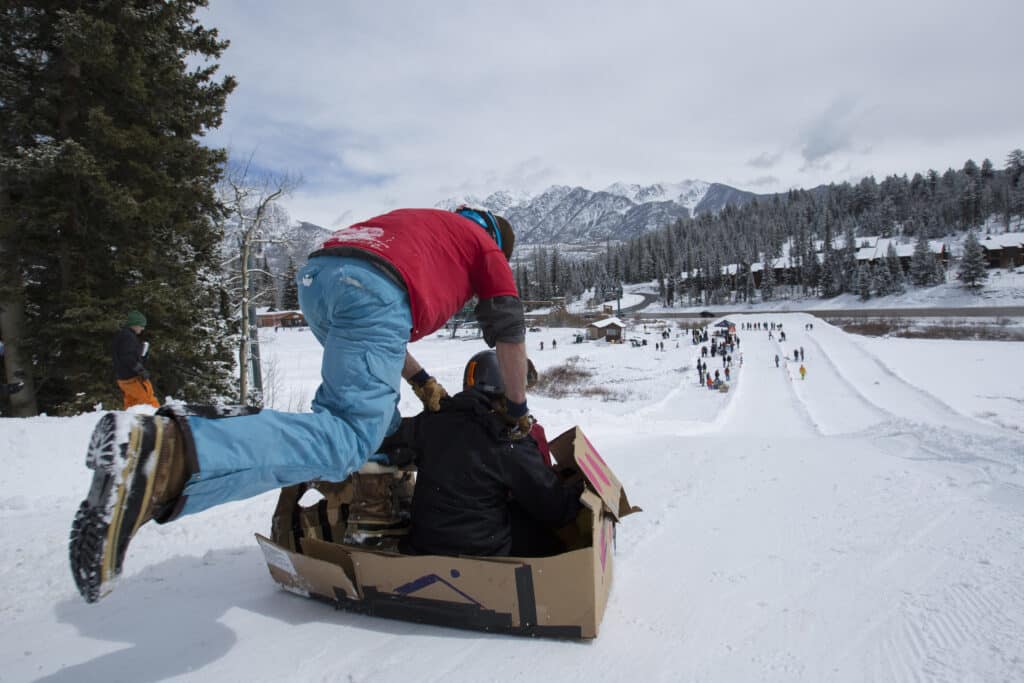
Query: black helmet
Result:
<box><xmin>463</xmin><ymin>350</ymin><xmax>504</xmax><ymax>395</ymax></box>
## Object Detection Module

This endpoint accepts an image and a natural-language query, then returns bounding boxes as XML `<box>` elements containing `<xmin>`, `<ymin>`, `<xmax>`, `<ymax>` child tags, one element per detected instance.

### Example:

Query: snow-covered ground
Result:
<box><xmin>3</xmin><ymin>315</ymin><xmax>1024</xmax><ymax>682</ymax></box>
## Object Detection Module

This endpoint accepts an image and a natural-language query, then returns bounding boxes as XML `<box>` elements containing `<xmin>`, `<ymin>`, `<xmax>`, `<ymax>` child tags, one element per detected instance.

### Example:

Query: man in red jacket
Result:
<box><xmin>70</xmin><ymin>207</ymin><xmax>530</xmax><ymax>603</ymax></box>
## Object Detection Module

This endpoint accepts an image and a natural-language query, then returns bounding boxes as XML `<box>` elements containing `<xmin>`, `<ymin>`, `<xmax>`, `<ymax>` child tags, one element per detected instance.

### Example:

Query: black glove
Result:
<box><xmin>140</xmin><ymin>369</ymin><xmax>150</xmax><ymax>381</ymax></box>
<box><xmin>7</xmin><ymin>381</ymin><xmax>24</xmax><ymax>395</ymax></box>
<box><xmin>382</xmin><ymin>446</ymin><xmax>416</xmax><ymax>468</ymax></box>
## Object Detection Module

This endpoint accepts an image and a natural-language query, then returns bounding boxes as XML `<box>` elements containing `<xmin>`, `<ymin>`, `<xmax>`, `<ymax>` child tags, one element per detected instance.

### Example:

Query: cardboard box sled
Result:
<box><xmin>256</xmin><ymin>426</ymin><xmax>640</xmax><ymax>639</ymax></box>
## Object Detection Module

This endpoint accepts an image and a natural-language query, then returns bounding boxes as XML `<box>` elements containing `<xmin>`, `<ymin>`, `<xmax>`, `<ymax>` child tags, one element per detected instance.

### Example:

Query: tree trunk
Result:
<box><xmin>0</xmin><ymin>301</ymin><xmax>37</xmax><ymax>417</ymax></box>
<box><xmin>238</xmin><ymin>240</ymin><xmax>250</xmax><ymax>403</ymax></box>
<box><xmin>0</xmin><ymin>176</ymin><xmax>39</xmax><ymax>416</ymax></box>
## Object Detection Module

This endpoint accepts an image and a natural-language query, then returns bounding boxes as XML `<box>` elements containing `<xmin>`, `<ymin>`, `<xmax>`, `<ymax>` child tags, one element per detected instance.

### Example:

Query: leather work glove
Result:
<box><xmin>504</xmin><ymin>399</ymin><xmax>533</xmax><ymax>440</ymax></box>
<box><xmin>510</xmin><ymin>413</ymin><xmax>535</xmax><ymax>440</ymax></box>
<box><xmin>410</xmin><ymin>376</ymin><xmax>448</xmax><ymax>412</ymax></box>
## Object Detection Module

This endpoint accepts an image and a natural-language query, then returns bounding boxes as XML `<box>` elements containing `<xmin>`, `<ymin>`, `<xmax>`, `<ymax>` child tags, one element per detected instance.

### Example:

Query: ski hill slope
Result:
<box><xmin>1</xmin><ymin>315</ymin><xmax>1023</xmax><ymax>682</ymax></box>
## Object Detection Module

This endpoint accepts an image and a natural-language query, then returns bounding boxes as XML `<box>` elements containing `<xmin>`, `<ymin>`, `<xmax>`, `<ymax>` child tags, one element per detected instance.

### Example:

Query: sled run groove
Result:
<box><xmin>720</xmin><ymin>326</ymin><xmax>817</xmax><ymax>437</ymax></box>
<box><xmin>798</xmin><ymin>317</ymin><xmax>1024</xmax><ymax>475</ymax></box>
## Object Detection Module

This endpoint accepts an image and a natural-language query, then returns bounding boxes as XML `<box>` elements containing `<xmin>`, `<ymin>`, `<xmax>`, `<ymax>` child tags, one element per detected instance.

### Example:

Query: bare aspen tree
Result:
<box><xmin>219</xmin><ymin>159</ymin><xmax>300</xmax><ymax>405</ymax></box>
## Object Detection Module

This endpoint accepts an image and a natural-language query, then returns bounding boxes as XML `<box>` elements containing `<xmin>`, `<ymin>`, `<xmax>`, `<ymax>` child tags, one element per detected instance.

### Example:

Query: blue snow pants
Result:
<box><xmin>178</xmin><ymin>256</ymin><xmax>411</xmax><ymax>517</ymax></box>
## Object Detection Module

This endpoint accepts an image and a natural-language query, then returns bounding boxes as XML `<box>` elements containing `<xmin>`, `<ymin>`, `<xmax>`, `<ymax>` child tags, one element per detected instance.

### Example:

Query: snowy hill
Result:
<box><xmin>2</xmin><ymin>314</ymin><xmax>1024</xmax><ymax>681</ymax></box>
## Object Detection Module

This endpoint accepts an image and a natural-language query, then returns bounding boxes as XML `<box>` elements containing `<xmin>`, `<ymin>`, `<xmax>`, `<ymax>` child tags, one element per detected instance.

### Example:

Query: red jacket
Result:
<box><xmin>316</xmin><ymin>209</ymin><xmax>519</xmax><ymax>341</ymax></box>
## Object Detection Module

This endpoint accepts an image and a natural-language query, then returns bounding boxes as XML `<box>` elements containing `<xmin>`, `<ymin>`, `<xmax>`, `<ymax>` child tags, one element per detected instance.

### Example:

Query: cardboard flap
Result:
<box><xmin>549</xmin><ymin>427</ymin><xmax>637</xmax><ymax>521</ymax></box>
<box><xmin>256</xmin><ymin>534</ymin><xmax>359</xmax><ymax>600</ymax></box>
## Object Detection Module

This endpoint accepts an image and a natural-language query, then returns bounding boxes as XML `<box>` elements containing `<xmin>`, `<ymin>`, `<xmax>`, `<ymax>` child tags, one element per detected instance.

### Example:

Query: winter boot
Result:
<box><xmin>69</xmin><ymin>411</ymin><xmax>189</xmax><ymax>603</ymax></box>
<box><xmin>343</xmin><ymin>462</ymin><xmax>414</xmax><ymax>549</ymax></box>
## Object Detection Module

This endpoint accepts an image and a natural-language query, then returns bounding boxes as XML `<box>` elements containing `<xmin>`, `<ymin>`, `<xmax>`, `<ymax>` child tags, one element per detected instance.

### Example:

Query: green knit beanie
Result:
<box><xmin>125</xmin><ymin>310</ymin><xmax>147</xmax><ymax>327</ymax></box>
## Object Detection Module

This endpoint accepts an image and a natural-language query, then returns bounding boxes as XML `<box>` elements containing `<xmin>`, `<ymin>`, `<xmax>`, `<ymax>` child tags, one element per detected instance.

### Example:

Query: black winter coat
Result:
<box><xmin>112</xmin><ymin>326</ymin><xmax>146</xmax><ymax>380</ymax></box>
<box><xmin>382</xmin><ymin>389</ymin><xmax>583</xmax><ymax>557</ymax></box>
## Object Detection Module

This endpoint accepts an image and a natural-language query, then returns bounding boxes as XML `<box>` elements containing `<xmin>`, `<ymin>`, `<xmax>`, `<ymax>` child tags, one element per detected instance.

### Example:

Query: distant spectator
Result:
<box><xmin>799</xmin><ymin>364</ymin><xmax>807</xmax><ymax>380</ymax></box>
<box><xmin>112</xmin><ymin>310</ymin><xmax>159</xmax><ymax>409</ymax></box>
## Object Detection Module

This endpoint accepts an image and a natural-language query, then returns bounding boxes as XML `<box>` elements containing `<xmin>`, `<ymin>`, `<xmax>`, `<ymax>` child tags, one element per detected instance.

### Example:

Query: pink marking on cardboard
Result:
<box><xmin>581</xmin><ymin>450</ymin><xmax>612</xmax><ymax>490</ymax></box>
<box><xmin>582</xmin><ymin>432</ymin><xmax>611</xmax><ymax>469</ymax></box>
<box><xmin>577</xmin><ymin>458</ymin><xmax>604</xmax><ymax>494</ymax></box>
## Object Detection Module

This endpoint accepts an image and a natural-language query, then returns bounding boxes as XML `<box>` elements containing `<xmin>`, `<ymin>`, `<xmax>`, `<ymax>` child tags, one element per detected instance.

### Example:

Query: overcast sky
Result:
<box><xmin>197</xmin><ymin>0</ymin><xmax>1024</xmax><ymax>228</ymax></box>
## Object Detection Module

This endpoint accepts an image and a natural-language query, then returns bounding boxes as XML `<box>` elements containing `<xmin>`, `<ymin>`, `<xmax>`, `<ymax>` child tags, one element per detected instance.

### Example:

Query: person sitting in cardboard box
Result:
<box><xmin>379</xmin><ymin>350</ymin><xmax>583</xmax><ymax>558</ymax></box>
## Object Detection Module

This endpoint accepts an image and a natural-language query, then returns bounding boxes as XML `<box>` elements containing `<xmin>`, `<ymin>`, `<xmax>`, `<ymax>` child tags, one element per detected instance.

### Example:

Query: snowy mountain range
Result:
<box><xmin>274</xmin><ymin>180</ymin><xmax>761</xmax><ymax>275</ymax></box>
<box><xmin>436</xmin><ymin>180</ymin><xmax>760</xmax><ymax>246</ymax></box>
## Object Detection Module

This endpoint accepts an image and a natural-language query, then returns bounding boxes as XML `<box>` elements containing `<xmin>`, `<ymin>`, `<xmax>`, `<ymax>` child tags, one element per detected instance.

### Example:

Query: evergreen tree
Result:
<box><xmin>857</xmin><ymin>264</ymin><xmax>871</xmax><ymax>301</ymax></box>
<box><xmin>819</xmin><ymin>224</ymin><xmax>843</xmax><ymax>298</ymax></box>
<box><xmin>0</xmin><ymin>2</ymin><xmax>237</xmax><ymax>414</ymax></box>
<box><xmin>958</xmin><ymin>230</ymin><xmax>988</xmax><ymax>288</ymax></box>
<box><xmin>760</xmin><ymin>256</ymin><xmax>775</xmax><ymax>301</ymax></box>
<box><xmin>871</xmin><ymin>262</ymin><xmax>890</xmax><ymax>297</ymax></box>
<box><xmin>932</xmin><ymin>256</ymin><xmax>946</xmax><ymax>286</ymax></box>
<box><xmin>1009</xmin><ymin>150</ymin><xmax>1024</xmax><ymax>225</ymax></box>
<box><xmin>910</xmin><ymin>232</ymin><xmax>937</xmax><ymax>286</ymax></box>
<box><xmin>282</xmin><ymin>257</ymin><xmax>299</xmax><ymax>310</ymax></box>
<box><xmin>886</xmin><ymin>243</ymin><xmax>905</xmax><ymax>294</ymax></box>
<box><xmin>516</xmin><ymin>264</ymin><xmax>530</xmax><ymax>302</ymax></box>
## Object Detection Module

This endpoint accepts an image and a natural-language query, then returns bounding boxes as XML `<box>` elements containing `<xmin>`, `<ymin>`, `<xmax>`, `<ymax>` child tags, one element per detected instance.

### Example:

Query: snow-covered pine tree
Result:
<box><xmin>842</xmin><ymin>223</ymin><xmax>858</xmax><ymax>293</ymax></box>
<box><xmin>282</xmin><ymin>257</ymin><xmax>300</xmax><ymax>310</ymax></box>
<box><xmin>1008</xmin><ymin>150</ymin><xmax>1024</xmax><ymax>226</ymax></box>
<box><xmin>516</xmin><ymin>264</ymin><xmax>531</xmax><ymax>302</ymax></box>
<box><xmin>886</xmin><ymin>243</ymin><xmax>905</xmax><ymax>294</ymax></box>
<box><xmin>857</xmin><ymin>264</ymin><xmax>871</xmax><ymax>301</ymax></box>
<box><xmin>871</xmin><ymin>262</ymin><xmax>890</xmax><ymax>297</ymax></box>
<box><xmin>0</xmin><ymin>1</ymin><xmax>236</xmax><ymax>414</ymax></box>
<box><xmin>761</xmin><ymin>256</ymin><xmax>775</xmax><ymax>301</ymax></box>
<box><xmin>932</xmin><ymin>256</ymin><xmax>947</xmax><ymax>286</ymax></box>
<box><xmin>910</xmin><ymin>231</ymin><xmax>937</xmax><ymax>286</ymax></box>
<box><xmin>958</xmin><ymin>230</ymin><xmax>988</xmax><ymax>288</ymax></box>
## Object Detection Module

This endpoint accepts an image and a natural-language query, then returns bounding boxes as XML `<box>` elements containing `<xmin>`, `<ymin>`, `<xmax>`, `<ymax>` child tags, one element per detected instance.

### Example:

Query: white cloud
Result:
<box><xmin>198</xmin><ymin>0</ymin><xmax>1024</xmax><ymax>227</ymax></box>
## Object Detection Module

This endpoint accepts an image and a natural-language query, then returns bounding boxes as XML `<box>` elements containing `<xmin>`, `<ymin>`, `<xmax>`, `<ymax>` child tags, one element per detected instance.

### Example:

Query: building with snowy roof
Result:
<box><xmin>979</xmin><ymin>233</ymin><xmax>1024</xmax><ymax>269</ymax></box>
<box><xmin>852</xmin><ymin>237</ymin><xmax>948</xmax><ymax>270</ymax></box>
<box><xmin>586</xmin><ymin>317</ymin><xmax>626</xmax><ymax>342</ymax></box>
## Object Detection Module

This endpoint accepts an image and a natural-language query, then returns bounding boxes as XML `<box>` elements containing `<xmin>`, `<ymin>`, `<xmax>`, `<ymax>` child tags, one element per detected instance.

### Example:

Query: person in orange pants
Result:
<box><xmin>799</xmin><ymin>364</ymin><xmax>807</xmax><ymax>380</ymax></box>
<box><xmin>112</xmin><ymin>311</ymin><xmax>159</xmax><ymax>409</ymax></box>
<box><xmin>117</xmin><ymin>375</ymin><xmax>159</xmax><ymax>409</ymax></box>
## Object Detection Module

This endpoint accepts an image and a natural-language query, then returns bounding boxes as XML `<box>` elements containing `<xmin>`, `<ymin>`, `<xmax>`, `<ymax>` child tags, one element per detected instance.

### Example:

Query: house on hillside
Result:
<box><xmin>586</xmin><ymin>317</ymin><xmax>626</xmax><ymax>342</ymax></box>
<box><xmin>853</xmin><ymin>237</ymin><xmax>948</xmax><ymax>272</ymax></box>
<box><xmin>257</xmin><ymin>310</ymin><xmax>306</xmax><ymax>328</ymax></box>
<box><xmin>980</xmin><ymin>233</ymin><xmax>1024</xmax><ymax>269</ymax></box>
